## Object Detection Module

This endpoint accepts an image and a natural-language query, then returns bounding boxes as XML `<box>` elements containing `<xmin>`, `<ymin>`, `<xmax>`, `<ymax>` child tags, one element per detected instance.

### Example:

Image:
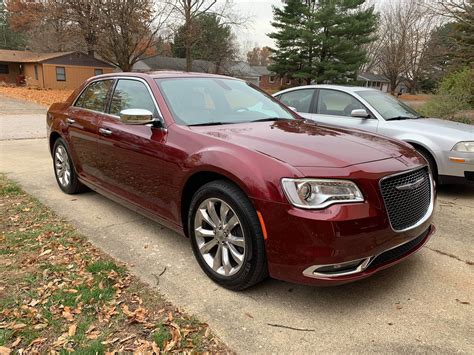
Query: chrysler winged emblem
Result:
<box><xmin>395</xmin><ymin>177</ymin><xmax>426</xmax><ymax>191</ymax></box>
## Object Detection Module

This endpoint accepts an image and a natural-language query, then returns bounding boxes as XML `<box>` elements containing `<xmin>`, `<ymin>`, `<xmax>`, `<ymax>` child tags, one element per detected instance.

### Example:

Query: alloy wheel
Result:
<box><xmin>194</xmin><ymin>198</ymin><xmax>246</xmax><ymax>276</ymax></box>
<box><xmin>54</xmin><ymin>145</ymin><xmax>71</xmax><ymax>187</ymax></box>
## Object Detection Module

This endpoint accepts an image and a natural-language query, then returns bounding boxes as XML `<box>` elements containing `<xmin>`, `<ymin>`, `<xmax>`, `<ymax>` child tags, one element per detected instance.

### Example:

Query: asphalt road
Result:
<box><xmin>1</xmin><ymin>95</ymin><xmax>473</xmax><ymax>353</ymax></box>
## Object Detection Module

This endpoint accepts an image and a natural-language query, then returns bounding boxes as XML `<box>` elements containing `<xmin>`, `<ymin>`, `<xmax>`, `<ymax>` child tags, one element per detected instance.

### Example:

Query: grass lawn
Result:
<box><xmin>0</xmin><ymin>175</ymin><xmax>229</xmax><ymax>353</ymax></box>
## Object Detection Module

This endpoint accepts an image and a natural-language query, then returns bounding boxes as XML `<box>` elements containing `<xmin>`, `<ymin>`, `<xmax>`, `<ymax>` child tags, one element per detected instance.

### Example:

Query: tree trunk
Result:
<box><xmin>186</xmin><ymin>46</ymin><xmax>192</xmax><ymax>71</ymax></box>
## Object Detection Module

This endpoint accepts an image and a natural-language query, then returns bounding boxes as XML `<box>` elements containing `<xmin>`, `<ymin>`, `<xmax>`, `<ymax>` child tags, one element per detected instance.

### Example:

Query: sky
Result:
<box><xmin>233</xmin><ymin>0</ymin><xmax>282</xmax><ymax>50</ymax></box>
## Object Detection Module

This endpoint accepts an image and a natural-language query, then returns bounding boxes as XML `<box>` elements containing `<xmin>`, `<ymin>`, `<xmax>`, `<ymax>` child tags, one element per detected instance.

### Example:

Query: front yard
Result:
<box><xmin>0</xmin><ymin>86</ymin><xmax>72</xmax><ymax>107</ymax></box>
<box><xmin>0</xmin><ymin>176</ymin><xmax>228</xmax><ymax>353</ymax></box>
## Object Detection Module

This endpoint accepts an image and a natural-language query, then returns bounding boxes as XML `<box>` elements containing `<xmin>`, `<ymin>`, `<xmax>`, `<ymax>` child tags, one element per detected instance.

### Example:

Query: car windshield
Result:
<box><xmin>357</xmin><ymin>90</ymin><xmax>422</xmax><ymax>120</ymax></box>
<box><xmin>155</xmin><ymin>77</ymin><xmax>294</xmax><ymax>126</ymax></box>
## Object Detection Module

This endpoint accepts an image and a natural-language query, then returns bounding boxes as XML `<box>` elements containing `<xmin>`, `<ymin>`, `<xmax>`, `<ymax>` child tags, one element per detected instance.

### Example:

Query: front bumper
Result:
<box><xmin>254</xmin><ymin>191</ymin><xmax>435</xmax><ymax>286</ymax></box>
<box><xmin>438</xmin><ymin>150</ymin><xmax>474</xmax><ymax>184</ymax></box>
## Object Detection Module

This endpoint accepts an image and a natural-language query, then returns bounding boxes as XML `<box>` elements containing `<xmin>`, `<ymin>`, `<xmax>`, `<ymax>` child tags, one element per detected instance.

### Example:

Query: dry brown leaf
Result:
<box><xmin>10</xmin><ymin>337</ymin><xmax>21</xmax><ymax>347</ymax></box>
<box><xmin>29</xmin><ymin>338</ymin><xmax>47</xmax><ymax>346</ymax></box>
<box><xmin>28</xmin><ymin>299</ymin><xmax>40</xmax><ymax>307</ymax></box>
<box><xmin>52</xmin><ymin>333</ymin><xmax>68</xmax><ymax>348</ymax></box>
<box><xmin>33</xmin><ymin>324</ymin><xmax>48</xmax><ymax>330</ymax></box>
<box><xmin>68</xmin><ymin>324</ymin><xmax>77</xmax><ymax>337</ymax></box>
<box><xmin>11</xmin><ymin>323</ymin><xmax>27</xmax><ymax>330</ymax></box>
<box><xmin>86</xmin><ymin>330</ymin><xmax>100</xmax><ymax>340</ymax></box>
<box><xmin>62</xmin><ymin>307</ymin><xmax>74</xmax><ymax>322</ymax></box>
<box><xmin>101</xmin><ymin>338</ymin><xmax>119</xmax><ymax>345</ymax></box>
<box><xmin>85</xmin><ymin>325</ymin><xmax>96</xmax><ymax>334</ymax></box>
<box><xmin>0</xmin><ymin>346</ymin><xmax>11</xmax><ymax>355</ymax></box>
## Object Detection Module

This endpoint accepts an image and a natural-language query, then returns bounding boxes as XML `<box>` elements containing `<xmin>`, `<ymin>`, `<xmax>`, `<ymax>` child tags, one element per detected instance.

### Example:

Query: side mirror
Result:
<box><xmin>351</xmin><ymin>109</ymin><xmax>370</xmax><ymax>118</ymax></box>
<box><xmin>289</xmin><ymin>106</ymin><xmax>298</xmax><ymax>112</ymax></box>
<box><xmin>119</xmin><ymin>109</ymin><xmax>155</xmax><ymax>125</ymax></box>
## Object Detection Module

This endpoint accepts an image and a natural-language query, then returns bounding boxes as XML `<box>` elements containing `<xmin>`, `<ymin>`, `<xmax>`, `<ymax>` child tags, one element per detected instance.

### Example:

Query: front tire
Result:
<box><xmin>52</xmin><ymin>138</ymin><xmax>86</xmax><ymax>194</ymax></box>
<box><xmin>188</xmin><ymin>180</ymin><xmax>268</xmax><ymax>290</ymax></box>
<box><xmin>415</xmin><ymin>147</ymin><xmax>438</xmax><ymax>183</ymax></box>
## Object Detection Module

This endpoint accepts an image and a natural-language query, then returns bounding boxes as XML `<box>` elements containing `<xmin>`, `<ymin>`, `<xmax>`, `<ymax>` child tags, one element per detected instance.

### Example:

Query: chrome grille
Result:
<box><xmin>380</xmin><ymin>167</ymin><xmax>431</xmax><ymax>231</ymax></box>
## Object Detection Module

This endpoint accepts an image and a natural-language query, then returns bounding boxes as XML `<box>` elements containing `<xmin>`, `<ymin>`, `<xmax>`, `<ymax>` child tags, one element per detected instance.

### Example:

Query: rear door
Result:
<box><xmin>312</xmin><ymin>89</ymin><xmax>379</xmax><ymax>132</ymax></box>
<box><xmin>65</xmin><ymin>79</ymin><xmax>114</xmax><ymax>182</ymax></box>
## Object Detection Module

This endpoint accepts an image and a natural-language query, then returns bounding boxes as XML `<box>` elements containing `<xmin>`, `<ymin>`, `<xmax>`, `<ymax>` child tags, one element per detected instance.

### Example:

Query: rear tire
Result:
<box><xmin>188</xmin><ymin>180</ymin><xmax>268</xmax><ymax>290</ymax></box>
<box><xmin>52</xmin><ymin>138</ymin><xmax>86</xmax><ymax>194</ymax></box>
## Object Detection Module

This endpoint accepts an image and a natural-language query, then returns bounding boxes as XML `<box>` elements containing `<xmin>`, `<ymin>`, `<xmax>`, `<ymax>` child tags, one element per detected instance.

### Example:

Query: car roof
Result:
<box><xmin>275</xmin><ymin>84</ymin><xmax>377</xmax><ymax>95</ymax></box>
<box><xmin>93</xmin><ymin>71</ymin><xmax>240</xmax><ymax>81</ymax></box>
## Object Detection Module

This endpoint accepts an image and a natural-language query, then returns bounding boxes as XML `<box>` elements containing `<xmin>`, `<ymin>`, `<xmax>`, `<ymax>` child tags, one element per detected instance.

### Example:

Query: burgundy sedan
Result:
<box><xmin>47</xmin><ymin>72</ymin><xmax>435</xmax><ymax>290</ymax></box>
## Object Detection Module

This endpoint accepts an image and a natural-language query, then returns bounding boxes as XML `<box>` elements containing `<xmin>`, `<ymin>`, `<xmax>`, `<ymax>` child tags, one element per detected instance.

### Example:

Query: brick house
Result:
<box><xmin>0</xmin><ymin>50</ymin><xmax>114</xmax><ymax>89</ymax></box>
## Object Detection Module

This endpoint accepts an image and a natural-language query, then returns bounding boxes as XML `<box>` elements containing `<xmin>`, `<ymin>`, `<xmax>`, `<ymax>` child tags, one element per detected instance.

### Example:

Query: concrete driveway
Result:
<box><xmin>1</xmin><ymin>95</ymin><xmax>473</xmax><ymax>353</ymax></box>
<box><xmin>0</xmin><ymin>95</ymin><xmax>47</xmax><ymax>140</ymax></box>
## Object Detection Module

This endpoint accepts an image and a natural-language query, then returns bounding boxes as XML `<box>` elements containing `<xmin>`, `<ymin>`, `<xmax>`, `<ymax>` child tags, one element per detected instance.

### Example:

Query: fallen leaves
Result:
<box><xmin>0</xmin><ymin>175</ymin><xmax>228</xmax><ymax>353</ymax></box>
<box><xmin>0</xmin><ymin>86</ymin><xmax>72</xmax><ymax>107</ymax></box>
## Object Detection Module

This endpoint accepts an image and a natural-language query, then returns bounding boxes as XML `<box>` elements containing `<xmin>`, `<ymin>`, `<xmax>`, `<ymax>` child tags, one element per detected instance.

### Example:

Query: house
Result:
<box><xmin>133</xmin><ymin>56</ymin><xmax>216</xmax><ymax>74</ymax></box>
<box><xmin>222</xmin><ymin>61</ymin><xmax>261</xmax><ymax>86</ymax></box>
<box><xmin>357</xmin><ymin>72</ymin><xmax>389</xmax><ymax>92</ymax></box>
<box><xmin>0</xmin><ymin>50</ymin><xmax>114</xmax><ymax>89</ymax></box>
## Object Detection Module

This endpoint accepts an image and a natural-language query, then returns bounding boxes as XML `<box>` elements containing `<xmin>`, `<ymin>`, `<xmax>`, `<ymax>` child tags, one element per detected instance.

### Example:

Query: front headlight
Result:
<box><xmin>452</xmin><ymin>141</ymin><xmax>474</xmax><ymax>152</ymax></box>
<box><xmin>281</xmin><ymin>178</ymin><xmax>364</xmax><ymax>209</ymax></box>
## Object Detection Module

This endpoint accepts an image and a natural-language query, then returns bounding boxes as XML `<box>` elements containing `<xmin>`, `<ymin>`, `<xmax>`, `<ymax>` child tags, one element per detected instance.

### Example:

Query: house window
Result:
<box><xmin>56</xmin><ymin>66</ymin><xmax>66</xmax><ymax>81</ymax></box>
<box><xmin>94</xmin><ymin>68</ymin><xmax>103</xmax><ymax>76</ymax></box>
<box><xmin>0</xmin><ymin>64</ymin><xmax>9</xmax><ymax>74</ymax></box>
<box><xmin>269</xmin><ymin>75</ymin><xmax>276</xmax><ymax>84</ymax></box>
<box><xmin>34</xmin><ymin>65</ymin><xmax>38</xmax><ymax>80</ymax></box>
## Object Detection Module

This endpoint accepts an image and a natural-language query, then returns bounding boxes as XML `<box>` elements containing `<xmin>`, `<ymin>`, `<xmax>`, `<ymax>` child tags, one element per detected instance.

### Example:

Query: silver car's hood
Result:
<box><xmin>387</xmin><ymin>118</ymin><xmax>473</xmax><ymax>141</ymax></box>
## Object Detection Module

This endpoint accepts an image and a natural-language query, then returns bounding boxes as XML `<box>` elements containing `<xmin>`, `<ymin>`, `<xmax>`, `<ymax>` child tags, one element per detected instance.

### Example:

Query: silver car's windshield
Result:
<box><xmin>357</xmin><ymin>90</ymin><xmax>422</xmax><ymax>121</ymax></box>
<box><xmin>156</xmin><ymin>77</ymin><xmax>294</xmax><ymax>126</ymax></box>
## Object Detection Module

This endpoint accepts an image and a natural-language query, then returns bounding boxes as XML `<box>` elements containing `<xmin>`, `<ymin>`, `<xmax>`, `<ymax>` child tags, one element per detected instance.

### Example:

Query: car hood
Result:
<box><xmin>388</xmin><ymin>118</ymin><xmax>474</xmax><ymax>140</ymax></box>
<box><xmin>190</xmin><ymin>120</ymin><xmax>415</xmax><ymax>168</ymax></box>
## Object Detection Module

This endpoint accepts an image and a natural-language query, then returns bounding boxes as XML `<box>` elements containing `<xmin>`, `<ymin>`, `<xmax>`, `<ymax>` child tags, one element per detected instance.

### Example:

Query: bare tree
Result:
<box><xmin>375</xmin><ymin>0</ymin><xmax>438</xmax><ymax>94</ymax></box>
<box><xmin>97</xmin><ymin>0</ymin><xmax>171</xmax><ymax>71</ymax></box>
<box><xmin>168</xmin><ymin>0</ymin><xmax>246</xmax><ymax>71</ymax></box>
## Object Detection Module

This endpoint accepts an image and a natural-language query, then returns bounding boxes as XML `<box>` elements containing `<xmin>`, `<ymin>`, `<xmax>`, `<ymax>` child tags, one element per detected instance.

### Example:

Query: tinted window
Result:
<box><xmin>156</xmin><ymin>78</ymin><xmax>293</xmax><ymax>126</ymax></box>
<box><xmin>279</xmin><ymin>89</ymin><xmax>314</xmax><ymax>113</ymax></box>
<box><xmin>317</xmin><ymin>89</ymin><xmax>365</xmax><ymax>117</ymax></box>
<box><xmin>109</xmin><ymin>79</ymin><xmax>157</xmax><ymax>116</ymax></box>
<box><xmin>75</xmin><ymin>80</ymin><xmax>114</xmax><ymax>112</ymax></box>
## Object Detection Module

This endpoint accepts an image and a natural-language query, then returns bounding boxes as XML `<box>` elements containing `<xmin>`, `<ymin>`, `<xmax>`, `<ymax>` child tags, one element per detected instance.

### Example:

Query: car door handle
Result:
<box><xmin>66</xmin><ymin>118</ymin><xmax>76</xmax><ymax>124</ymax></box>
<box><xmin>99</xmin><ymin>127</ymin><xmax>113</xmax><ymax>136</ymax></box>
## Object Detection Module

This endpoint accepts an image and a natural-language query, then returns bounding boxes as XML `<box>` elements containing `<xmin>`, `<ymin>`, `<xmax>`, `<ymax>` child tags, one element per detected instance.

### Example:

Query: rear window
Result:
<box><xmin>75</xmin><ymin>80</ymin><xmax>114</xmax><ymax>112</ymax></box>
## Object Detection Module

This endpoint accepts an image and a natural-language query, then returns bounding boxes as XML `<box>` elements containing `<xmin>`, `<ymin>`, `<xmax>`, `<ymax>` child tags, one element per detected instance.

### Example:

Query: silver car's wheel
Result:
<box><xmin>55</xmin><ymin>145</ymin><xmax>71</xmax><ymax>187</ymax></box>
<box><xmin>194</xmin><ymin>198</ymin><xmax>246</xmax><ymax>277</ymax></box>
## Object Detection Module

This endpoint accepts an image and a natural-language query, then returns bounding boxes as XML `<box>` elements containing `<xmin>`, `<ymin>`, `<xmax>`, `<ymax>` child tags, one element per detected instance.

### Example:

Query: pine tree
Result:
<box><xmin>269</xmin><ymin>0</ymin><xmax>377</xmax><ymax>85</ymax></box>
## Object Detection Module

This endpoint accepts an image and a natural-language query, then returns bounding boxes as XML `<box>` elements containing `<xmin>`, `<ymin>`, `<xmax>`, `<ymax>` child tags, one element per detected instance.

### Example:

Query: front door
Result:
<box><xmin>313</xmin><ymin>89</ymin><xmax>379</xmax><ymax>133</ymax></box>
<box><xmin>96</xmin><ymin>78</ymin><xmax>176</xmax><ymax>222</ymax></box>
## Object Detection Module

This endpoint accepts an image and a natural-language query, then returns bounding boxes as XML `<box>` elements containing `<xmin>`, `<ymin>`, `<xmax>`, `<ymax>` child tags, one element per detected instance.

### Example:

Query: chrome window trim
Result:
<box><xmin>378</xmin><ymin>165</ymin><xmax>434</xmax><ymax>233</ymax></box>
<box><xmin>72</xmin><ymin>76</ymin><xmax>164</xmax><ymax>126</ymax></box>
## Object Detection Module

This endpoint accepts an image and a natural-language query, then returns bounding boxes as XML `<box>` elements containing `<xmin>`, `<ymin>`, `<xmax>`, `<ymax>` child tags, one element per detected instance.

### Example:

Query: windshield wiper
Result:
<box><xmin>386</xmin><ymin>115</ymin><xmax>421</xmax><ymax>121</ymax></box>
<box><xmin>250</xmin><ymin>117</ymin><xmax>291</xmax><ymax>123</ymax></box>
<box><xmin>188</xmin><ymin>122</ymin><xmax>225</xmax><ymax>127</ymax></box>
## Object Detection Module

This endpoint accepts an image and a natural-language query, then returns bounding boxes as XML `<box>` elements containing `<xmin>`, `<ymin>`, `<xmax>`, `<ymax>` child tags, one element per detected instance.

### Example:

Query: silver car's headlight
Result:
<box><xmin>281</xmin><ymin>178</ymin><xmax>364</xmax><ymax>209</ymax></box>
<box><xmin>452</xmin><ymin>141</ymin><xmax>474</xmax><ymax>152</ymax></box>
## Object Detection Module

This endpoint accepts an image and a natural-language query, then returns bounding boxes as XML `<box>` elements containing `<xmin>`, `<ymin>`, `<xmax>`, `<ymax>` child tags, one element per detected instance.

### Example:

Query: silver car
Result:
<box><xmin>274</xmin><ymin>85</ymin><xmax>474</xmax><ymax>185</ymax></box>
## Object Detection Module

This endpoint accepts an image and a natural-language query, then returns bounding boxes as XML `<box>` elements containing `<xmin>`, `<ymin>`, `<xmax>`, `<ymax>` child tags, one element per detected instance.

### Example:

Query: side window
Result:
<box><xmin>317</xmin><ymin>89</ymin><xmax>365</xmax><ymax>117</ymax></box>
<box><xmin>109</xmin><ymin>79</ymin><xmax>157</xmax><ymax>117</ymax></box>
<box><xmin>56</xmin><ymin>66</ymin><xmax>66</xmax><ymax>81</ymax></box>
<box><xmin>279</xmin><ymin>89</ymin><xmax>314</xmax><ymax>113</ymax></box>
<box><xmin>75</xmin><ymin>80</ymin><xmax>114</xmax><ymax>112</ymax></box>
